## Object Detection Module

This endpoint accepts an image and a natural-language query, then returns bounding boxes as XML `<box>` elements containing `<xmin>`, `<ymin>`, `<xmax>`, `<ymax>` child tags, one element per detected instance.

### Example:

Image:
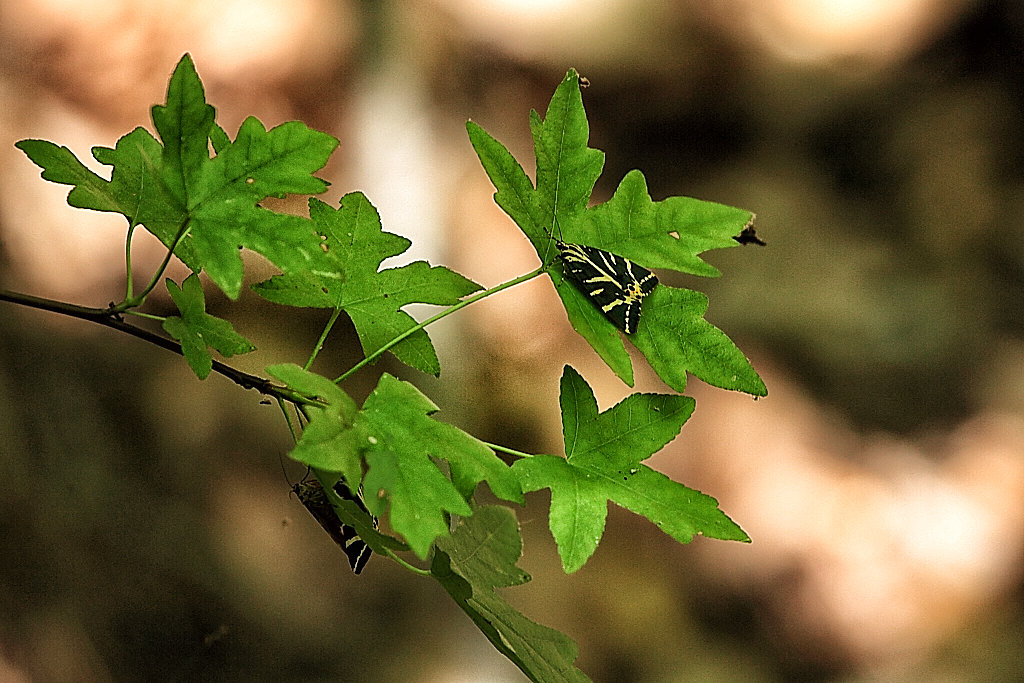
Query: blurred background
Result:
<box><xmin>2</xmin><ymin>0</ymin><xmax>1023</xmax><ymax>680</ymax></box>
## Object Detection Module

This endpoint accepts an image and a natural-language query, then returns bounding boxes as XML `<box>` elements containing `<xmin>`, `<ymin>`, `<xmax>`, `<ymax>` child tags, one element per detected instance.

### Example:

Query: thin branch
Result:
<box><xmin>0</xmin><ymin>288</ymin><xmax>304</xmax><ymax>403</ymax></box>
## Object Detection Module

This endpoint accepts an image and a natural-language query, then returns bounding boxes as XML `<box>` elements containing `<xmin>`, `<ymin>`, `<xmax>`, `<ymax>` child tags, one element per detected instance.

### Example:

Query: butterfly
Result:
<box><xmin>293</xmin><ymin>479</ymin><xmax>374</xmax><ymax>574</ymax></box>
<box><xmin>539</xmin><ymin>219</ymin><xmax>658</xmax><ymax>334</ymax></box>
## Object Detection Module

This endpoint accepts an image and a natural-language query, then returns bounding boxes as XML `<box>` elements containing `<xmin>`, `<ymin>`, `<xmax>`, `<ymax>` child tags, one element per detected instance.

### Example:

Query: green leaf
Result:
<box><xmin>466</xmin><ymin>120</ymin><xmax>543</xmax><ymax>240</ymax></box>
<box><xmin>252</xmin><ymin>193</ymin><xmax>482</xmax><ymax>376</ymax></box>
<box><xmin>515</xmin><ymin>456</ymin><xmax>749</xmax><ymax>573</ymax></box>
<box><xmin>631</xmin><ymin>286</ymin><xmax>767</xmax><ymax>395</ymax></box>
<box><xmin>356</xmin><ymin>374</ymin><xmax>522</xmax><ymax>558</ymax></box>
<box><xmin>576</xmin><ymin>169</ymin><xmax>752</xmax><ymax>277</ymax></box>
<box><xmin>16</xmin><ymin>131</ymin><xmax>199</xmax><ymax>269</ymax></box>
<box><xmin>16</xmin><ymin>133</ymin><xmax>150</xmax><ymax>214</ymax></box>
<box><xmin>437</xmin><ymin>505</ymin><xmax>530</xmax><ymax>590</ymax></box>
<box><xmin>513</xmin><ymin>366</ymin><xmax>747</xmax><ymax>573</ymax></box>
<box><xmin>271</xmin><ymin>371</ymin><xmax>408</xmax><ymax>559</ymax></box>
<box><xmin>18</xmin><ymin>54</ymin><xmax>339</xmax><ymax>299</ymax></box>
<box><xmin>267</xmin><ymin>363</ymin><xmax>363</xmax><ymax>491</ymax></box>
<box><xmin>433</xmin><ymin>505</ymin><xmax>590</xmax><ymax>683</ymax></box>
<box><xmin>162</xmin><ymin>274</ymin><xmax>255</xmax><ymax>379</ymax></box>
<box><xmin>273</xmin><ymin>369</ymin><xmax>520</xmax><ymax>558</ymax></box>
<box><xmin>528</xmin><ymin>70</ymin><xmax>604</xmax><ymax>223</ymax></box>
<box><xmin>467</xmin><ymin>82</ymin><xmax>634</xmax><ymax>386</ymax></box>
<box><xmin>557</xmin><ymin>365</ymin><xmax>691</xmax><ymax>465</ymax></box>
<box><xmin>149</xmin><ymin>53</ymin><xmax>216</xmax><ymax>206</ymax></box>
<box><xmin>468</xmin><ymin>69</ymin><xmax>763</xmax><ymax>394</ymax></box>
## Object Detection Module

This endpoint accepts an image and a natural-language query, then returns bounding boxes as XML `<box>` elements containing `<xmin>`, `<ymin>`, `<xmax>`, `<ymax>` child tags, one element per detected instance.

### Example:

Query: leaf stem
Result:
<box><xmin>383</xmin><ymin>548</ymin><xmax>432</xmax><ymax>576</ymax></box>
<box><xmin>112</xmin><ymin>218</ymin><xmax>192</xmax><ymax>313</ymax></box>
<box><xmin>487</xmin><ymin>442</ymin><xmax>537</xmax><ymax>460</ymax></box>
<box><xmin>124</xmin><ymin>224</ymin><xmax>137</xmax><ymax>300</ymax></box>
<box><xmin>124</xmin><ymin>310</ymin><xmax>167</xmax><ymax>322</ymax></box>
<box><xmin>335</xmin><ymin>266</ymin><xmax>545</xmax><ymax>383</ymax></box>
<box><xmin>305</xmin><ymin>307</ymin><xmax>342</xmax><ymax>370</ymax></box>
<box><xmin>277</xmin><ymin>396</ymin><xmax>299</xmax><ymax>444</ymax></box>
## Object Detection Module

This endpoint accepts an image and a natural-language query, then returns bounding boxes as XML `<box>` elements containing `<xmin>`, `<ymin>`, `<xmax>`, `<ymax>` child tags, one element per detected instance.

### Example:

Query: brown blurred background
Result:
<box><xmin>2</xmin><ymin>1</ymin><xmax>1023</xmax><ymax>681</ymax></box>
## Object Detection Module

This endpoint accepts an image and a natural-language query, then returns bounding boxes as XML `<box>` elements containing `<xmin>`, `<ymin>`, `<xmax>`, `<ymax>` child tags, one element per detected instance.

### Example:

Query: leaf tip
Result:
<box><xmin>174</xmin><ymin>52</ymin><xmax>196</xmax><ymax>73</ymax></box>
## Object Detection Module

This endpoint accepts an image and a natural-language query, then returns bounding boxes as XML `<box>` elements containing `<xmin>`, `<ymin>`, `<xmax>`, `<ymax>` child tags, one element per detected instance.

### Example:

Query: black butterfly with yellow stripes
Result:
<box><xmin>293</xmin><ymin>479</ymin><xmax>375</xmax><ymax>574</ymax></box>
<box><xmin>541</xmin><ymin>220</ymin><xmax>658</xmax><ymax>334</ymax></box>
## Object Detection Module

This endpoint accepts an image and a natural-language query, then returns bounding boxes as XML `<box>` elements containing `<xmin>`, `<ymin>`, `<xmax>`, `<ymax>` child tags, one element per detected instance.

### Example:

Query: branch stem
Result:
<box><xmin>0</xmin><ymin>287</ymin><xmax>305</xmax><ymax>404</ymax></box>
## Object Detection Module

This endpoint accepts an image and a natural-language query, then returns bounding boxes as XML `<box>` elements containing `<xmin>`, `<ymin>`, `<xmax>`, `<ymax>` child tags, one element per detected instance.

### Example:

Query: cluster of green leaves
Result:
<box><xmin>15</xmin><ymin>55</ymin><xmax>764</xmax><ymax>682</ymax></box>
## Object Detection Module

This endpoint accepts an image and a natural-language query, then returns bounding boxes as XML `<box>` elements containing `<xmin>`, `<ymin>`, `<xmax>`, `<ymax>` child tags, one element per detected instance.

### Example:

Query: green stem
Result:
<box><xmin>111</xmin><ymin>218</ymin><xmax>191</xmax><ymax>313</ymax></box>
<box><xmin>305</xmin><ymin>308</ymin><xmax>342</xmax><ymax>371</ymax></box>
<box><xmin>487</xmin><ymin>442</ymin><xmax>537</xmax><ymax>460</ymax></box>
<box><xmin>277</xmin><ymin>397</ymin><xmax>299</xmax><ymax>444</ymax></box>
<box><xmin>383</xmin><ymin>548</ymin><xmax>432</xmax><ymax>576</ymax></box>
<box><xmin>125</xmin><ymin>310</ymin><xmax>167</xmax><ymax>322</ymax></box>
<box><xmin>124</xmin><ymin>224</ymin><xmax>137</xmax><ymax>300</ymax></box>
<box><xmin>335</xmin><ymin>266</ymin><xmax>545</xmax><ymax>383</ymax></box>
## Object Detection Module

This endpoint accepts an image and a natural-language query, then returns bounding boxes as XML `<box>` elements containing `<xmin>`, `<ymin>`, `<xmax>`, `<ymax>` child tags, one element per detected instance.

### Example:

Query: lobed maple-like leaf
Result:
<box><xmin>17</xmin><ymin>54</ymin><xmax>338</xmax><ymax>299</ymax></box>
<box><xmin>270</xmin><ymin>367</ymin><xmax>521</xmax><ymax>558</ymax></box>
<box><xmin>356</xmin><ymin>374</ymin><xmax>522</xmax><ymax>558</ymax></box>
<box><xmin>268</xmin><ymin>365</ymin><xmax>408</xmax><ymax>558</ymax></box>
<box><xmin>433</xmin><ymin>505</ymin><xmax>590</xmax><ymax>683</ymax></box>
<box><xmin>162</xmin><ymin>274</ymin><xmax>255</xmax><ymax>379</ymax></box>
<box><xmin>252</xmin><ymin>193</ymin><xmax>482</xmax><ymax>376</ymax></box>
<box><xmin>266</xmin><ymin>363</ymin><xmax>364</xmax><ymax>492</ymax></box>
<box><xmin>468</xmin><ymin>69</ymin><xmax>765</xmax><ymax>396</ymax></box>
<box><xmin>466</xmin><ymin>119</ymin><xmax>633</xmax><ymax>384</ymax></box>
<box><xmin>631</xmin><ymin>286</ymin><xmax>766</xmax><ymax>395</ymax></box>
<box><xmin>512</xmin><ymin>366</ymin><xmax>748</xmax><ymax>573</ymax></box>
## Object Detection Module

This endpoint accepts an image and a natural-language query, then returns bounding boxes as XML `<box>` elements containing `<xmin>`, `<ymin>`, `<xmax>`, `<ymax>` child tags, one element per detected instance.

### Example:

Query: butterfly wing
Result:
<box><xmin>294</xmin><ymin>480</ymin><xmax>374</xmax><ymax>574</ymax></box>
